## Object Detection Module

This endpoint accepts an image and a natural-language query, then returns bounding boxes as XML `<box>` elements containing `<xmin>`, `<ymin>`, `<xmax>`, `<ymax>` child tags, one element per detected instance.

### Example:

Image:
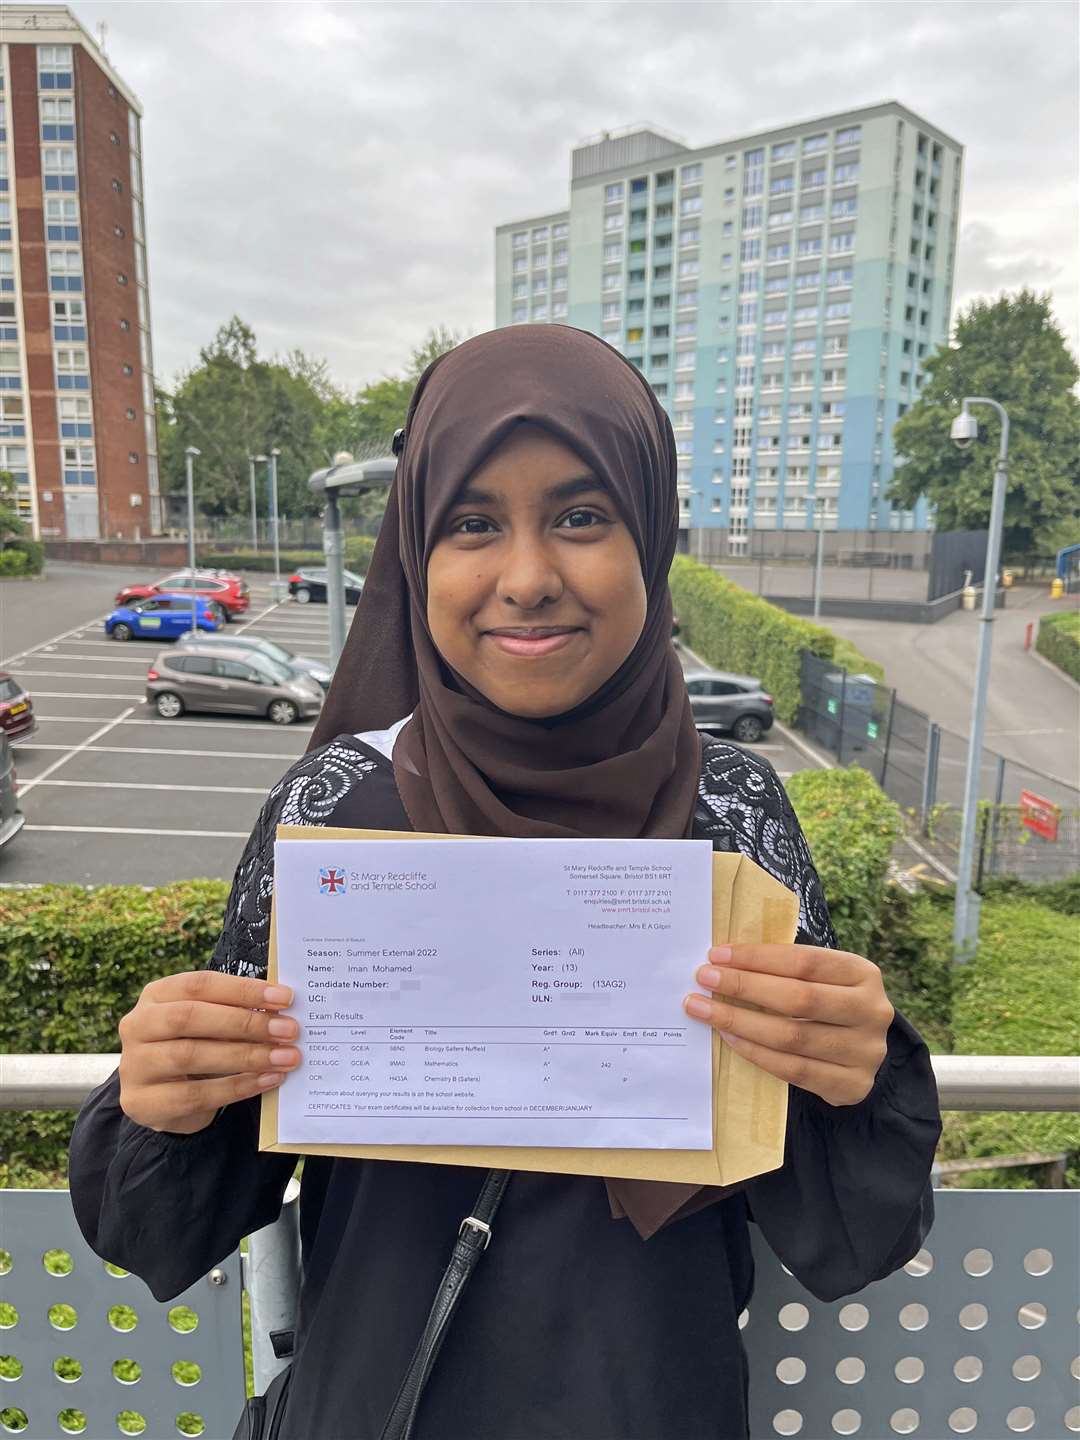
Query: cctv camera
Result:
<box><xmin>950</xmin><ymin>412</ymin><xmax>978</xmax><ymax>450</ymax></box>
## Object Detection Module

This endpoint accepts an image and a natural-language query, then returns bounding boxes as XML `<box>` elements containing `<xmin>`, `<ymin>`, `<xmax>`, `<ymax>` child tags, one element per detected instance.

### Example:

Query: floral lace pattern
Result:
<box><xmin>210</xmin><ymin>734</ymin><xmax>836</xmax><ymax>978</ymax></box>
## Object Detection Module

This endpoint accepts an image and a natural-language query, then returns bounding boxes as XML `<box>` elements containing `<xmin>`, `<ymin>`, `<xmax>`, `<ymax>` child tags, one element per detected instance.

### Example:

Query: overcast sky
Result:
<box><xmin>87</xmin><ymin>0</ymin><xmax>1079</xmax><ymax>392</ymax></box>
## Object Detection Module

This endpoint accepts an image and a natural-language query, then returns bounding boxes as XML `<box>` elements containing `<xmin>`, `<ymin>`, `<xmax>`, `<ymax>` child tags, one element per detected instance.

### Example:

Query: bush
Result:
<box><xmin>0</xmin><ymin>881</ymin><xmax>227</xmax><ymax>1185</ymax></box>
<box><xmin>1</xmin><ymin>538</ymin><xmax>44</xmax><ymax>575</ymax></box>
<box><xmin>0</xmin><ymin>549</ymin><xmax>29</xmax><ymax>576</ymax></box>
<box><xmin>868</xmin><ymin>886</ymin><xmax>953</xmax><ymax>1053</ymax></box>
<box><xmin>786</xmin><ymin>766</ymin><xmax>902</xmax><ymax>958</ymax></box>
<box><xmin>1036</xmin><ymin>610</ymin><xmax>1080</xmax><ymax>682</ymax></box>
<box><xmin>201</xmin><ymin>548</ymin><xmax>322</xmax><ymax>574</ymax></box>
<box><xmin>669</xmin><ymin>556</ymin><xmax>882</xmax><ymax>722</ymax></box>
<box><xmin>343</xmin><ymin>535</ymin><xmax>376</xmax><ymax>572</ymax></box>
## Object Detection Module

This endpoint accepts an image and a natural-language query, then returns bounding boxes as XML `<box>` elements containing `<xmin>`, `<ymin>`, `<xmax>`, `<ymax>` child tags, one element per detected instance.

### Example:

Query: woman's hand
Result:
<box><xmin>118</xmin><ymin>971</ymin><xmax>300</xmax><ymax>1135</ymax></box>
<box><xmin>684</xmin><ymin>944</ymin><xmax>894</xmax><ymax>1108</ymax></box>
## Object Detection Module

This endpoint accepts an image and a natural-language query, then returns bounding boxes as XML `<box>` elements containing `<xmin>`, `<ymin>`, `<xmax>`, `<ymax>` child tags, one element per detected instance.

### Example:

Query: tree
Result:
<box><xmin>889</xmin><ymin>291</ymin><xmax>1080</xmax><ymax>558</ymax></box>
<box><xmin>0</xmin><ymin>470</ymin><xmax>27</xmax><ymax>547</ymax></box>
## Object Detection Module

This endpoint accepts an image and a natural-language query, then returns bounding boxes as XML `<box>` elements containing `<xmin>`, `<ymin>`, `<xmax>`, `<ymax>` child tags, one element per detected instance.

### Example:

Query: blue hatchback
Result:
<box><xmin>105</xmin><ymin>593</ymin><xmax>220</xmax><ymax>642</ymax></box>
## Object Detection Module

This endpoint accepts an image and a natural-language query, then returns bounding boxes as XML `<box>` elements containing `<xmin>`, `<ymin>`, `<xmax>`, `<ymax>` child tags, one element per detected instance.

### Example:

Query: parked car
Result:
<box><xmin>288</xmin><ymin>567</ymin><xmax>364</xmax><ymax>605</ymax></box>
<box><xmin>0</xmin><ymin>671</ymin><xmax>36</xmax><ymax>742</ymax></box>
<box><xmin>106</xmin><ymin>594</ymin><xmax>220</xmax><ymax>642</ymax></box>
<box><xmin>146</xmin><ymin>643</ymin><xmax>324</xmax><ymax>724</ymax></box>
<box><xmin>684</xmin><ymin>667</ymin><xmax>774</xmax><ymax>744</ymax></box>
<box><xmin>177</xmin><ymin>631</ymin><xmax>332</xmax><ymax>690</ymax></box>
<box><xmin>115</xmin><ymin>569</ymin><xmax>250</xmax><ymax>622</ymax></box>
<box><xmin>0</xmin><ymin>732</ymin><xmax>24</xmax><ymax>852</ymax></box>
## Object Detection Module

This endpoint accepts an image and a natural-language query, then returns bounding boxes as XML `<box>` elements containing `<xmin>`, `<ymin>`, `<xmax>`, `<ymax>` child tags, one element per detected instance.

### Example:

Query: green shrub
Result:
<box><xmin>343</xmin><ymin>535</ymin><xmax>376</xmax><ymax>572</ymax></box>
<box><xmin>200</xmin><ymin>548</ymin><xmax>322</xmax><ymax>574</ymax></box>
<box><xmin>786</xmin><ymin>766</ymin><xmax>902</xmax><ymax>958</ymax></box>
<box><xmin>0</xmin><ymin>881</ymin><xmax>227</xmax><ymax>1184</ymax></box>
<box><xmin>1036</xmin><ymin>610</ymin><xmax>1080</xmax><ymax>682</ymax></box>
<box><xmin>669</xmin><ymin>556</ymin><xmax>883</xmax><ymax>721</ymax></box>
<box><xmin>1</xmin><ymin>538</ymin><xmax>44</xmax><ymax>575</ymax></box>
<box><xmin>868</xmin><ymin>887</ymin><xmax>953</xmax><ymax>1052</ymax></box>
<box><xmin>0</xmin><ymin>549</ymin><xmax>29</xmax><ymax>576</ymax></box>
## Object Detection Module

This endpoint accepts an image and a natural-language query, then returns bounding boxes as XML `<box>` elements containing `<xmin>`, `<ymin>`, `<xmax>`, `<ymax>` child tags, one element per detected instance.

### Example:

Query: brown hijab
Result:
<box><xmin>309</xmin><ymin>323</ymin><xmax>714</xmax><ymax>1237</ymax></box>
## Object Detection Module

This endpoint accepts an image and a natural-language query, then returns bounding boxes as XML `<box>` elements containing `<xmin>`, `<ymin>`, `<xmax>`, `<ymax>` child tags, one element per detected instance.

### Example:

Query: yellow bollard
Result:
<box><xmin>1050</xmin><ymin>576</ymin><xmax>1064</xmax><ymax>600</ymax></box>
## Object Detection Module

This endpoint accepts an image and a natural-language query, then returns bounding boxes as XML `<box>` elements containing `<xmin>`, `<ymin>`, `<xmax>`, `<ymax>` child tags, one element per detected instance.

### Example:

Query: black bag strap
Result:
<box><xmin>379</xmin><ymin>1168</ymin><xmax>512</xmax><ymax>1440</ymax></box>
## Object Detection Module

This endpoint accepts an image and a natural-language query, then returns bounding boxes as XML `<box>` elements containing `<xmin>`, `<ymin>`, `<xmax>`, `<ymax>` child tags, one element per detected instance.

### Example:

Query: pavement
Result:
<box><xmin>0</xmin><ymin>561</ymin><xmax>345</xmax><ymax>887</ymax></box>
<box><xmin>826</xmin><ymin>584</ymin><xmax>1080</xmax><ymax>789</ymax></box>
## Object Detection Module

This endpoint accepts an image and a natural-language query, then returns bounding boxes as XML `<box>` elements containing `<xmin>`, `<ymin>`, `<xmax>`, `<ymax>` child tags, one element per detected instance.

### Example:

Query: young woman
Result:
<box><xmin>70</xmin><ymin>325</ymin><xmax>940</xmax><ymax>1440</ymax></box>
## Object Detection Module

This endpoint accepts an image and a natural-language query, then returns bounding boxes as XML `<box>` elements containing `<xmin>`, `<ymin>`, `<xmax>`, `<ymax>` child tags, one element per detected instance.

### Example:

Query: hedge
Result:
<box><xmin>669</xmin><ymin>555</ymin><xmax>882</xmax><ymax>723</ymax></box>
<box><xmin>1036</xmin><ymin>609</ymin><xmax>1080</xmax><ymax>682</ymax></box>
<box><xmin>0</xmin><ymin>539</ymin><xmax>45</xmax><ymax>577</ymax></box>
<box><xmin>203</xmin><ymin>535</ymin><xmax>376</xmax><ymax>578</ymax></box>
<box><xmin>786</xmin><ymin>765</ymin><xmax>902</xmax><ymax>959</ymax></box>
<box><xmin>0</xmin><ymin>881</ymin><xmax>228</xmax><ymax>1184</ymax></box>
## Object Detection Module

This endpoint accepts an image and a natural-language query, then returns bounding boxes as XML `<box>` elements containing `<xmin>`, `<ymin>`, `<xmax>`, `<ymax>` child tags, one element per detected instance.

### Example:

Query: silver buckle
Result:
<box><xmin>459</xmin><ymin>1215</ymin><xmax>492</xmax><ymax>1250</ymax></box>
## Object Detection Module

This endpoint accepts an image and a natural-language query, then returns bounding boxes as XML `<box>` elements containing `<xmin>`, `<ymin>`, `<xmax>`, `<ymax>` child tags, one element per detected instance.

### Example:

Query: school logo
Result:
<box><xmin>318</xmin><ymin>866</ymin><xmax>348</xmax><ymax>896</ymax></box>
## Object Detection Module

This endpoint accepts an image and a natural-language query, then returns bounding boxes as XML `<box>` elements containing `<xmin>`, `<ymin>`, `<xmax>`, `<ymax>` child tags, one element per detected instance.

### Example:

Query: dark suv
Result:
<box><xmin>684</xmin><ymin>667</ymin><xmax>774</xmax><ymax>744</ymax></box>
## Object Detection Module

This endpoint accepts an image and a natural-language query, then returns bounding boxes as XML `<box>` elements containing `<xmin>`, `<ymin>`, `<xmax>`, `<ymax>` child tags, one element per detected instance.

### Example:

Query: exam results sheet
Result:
<box><xmin>274</xmin><ymin>837</ymin><xmax>714</xmax><ymax>1149</ymax></box>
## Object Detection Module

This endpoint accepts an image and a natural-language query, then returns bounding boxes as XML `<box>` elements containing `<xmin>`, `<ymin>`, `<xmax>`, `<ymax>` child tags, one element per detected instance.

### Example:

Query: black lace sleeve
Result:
<box><xmin>694</xmin><ymin>739</ymin><xmax>837</xmax><ymax>948</ymax></box>
<box><xmin>209</xmin><ymin>736</ymin><xmax>384</xmax><ymax>977</ymax></box>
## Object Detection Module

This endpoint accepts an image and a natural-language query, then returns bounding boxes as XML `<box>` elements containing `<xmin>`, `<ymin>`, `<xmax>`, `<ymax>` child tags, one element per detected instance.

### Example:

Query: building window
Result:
<box><xmin>741</xmin><ymin>205</ymin><xmax>763</xmax><ymax>232</ymax></box>
<box><xmin>771</xmin><ymin>141</ymin><xmax>796</xmax><ymax>161</ymax></box>
<box><xmin>767</xmin><ymin>241</ymin><xmax>791</xmax><ymax>262</ymax></box>
<box><xmin>512</xmin><ymin>305</ymin><xmax>527</xmax><ymax>323</ymax></box>
<box><xmin>802</xmin><ymin>133</ymin><xmax>828</xmax><ymax>153</ymax></box>
<box><xmin>800</xmin><ymin>204</ymin><xmax>825</xmax><ymax>224</ymax></box>
<box><xmin>679</xmin><ymin>194</ymin><xmax>703</xmax><ymax>216</ymax></box>
<box><xmin>826</xmin><ymin>266</ymin><xmax>853</xmax><ymax>287</ymax></box>
<box><xmin>738</xmin><ymin>272</ymin><xmax>759</xmax><ymax>294</ymax></box>
<box><xmin>48</xmin><ymin>247</ymin><xmax>83</xmax><ymax>292</ymax></box>
<box><xmin>552</xmin><ymin>222</ymin><xmax>568</xmax><ymax>240</ymax></box>
<box><xmin>512</xmin><ymin>231</ymin><xmax>527</xmax><ymax>248</ymax></box>
<box><xmin>679</xmin><ymin>226</ymin><xmax>700</xmax><ymax>248</ymax></box>
<box><xmin>680</xmin><ymin>163</ymin><xmax>703</xmax><ymax>185</ymax></box>
<box><xmin>38</xmin><ymin>45</ymin><xmax>74</xmax><ymax>89</ymax></box>
<box><xmin>832</xmin><ymin>197</ymin><xmax>857</xmax><ymax>218</ymax></box>
<box><xmin>770</xmin><ymin>175</ymin><xmax>794</xmax><ymax>196</ymax></box>
<box><xmin>43</xmin><ymin>147</ymin><xmax>77</xmax><ymax>191</ymax></box>
<box><xmin>830</xmin><ymin>232</ymin><xmax>855</xmax><ymax>253</ymax></box>
<box><xmin>768</xmin><ymin>210</ymin><xmax>793</xmax><ymax>229</ymax></box>
<box><xmin>836</xmin><ymin>125</ymin><xmax>861</xmax><ymax>147</ymax></box>
<box><xmin>834</xmin><ymin>162</ymin><xmax>860</xmax><ymax>183</ymax></box>
<box><xmin>802</xmin><ymin>168</ymin><xmax>827</xmax><ymax>190</ymax></box>
<box><xmin>740</xmin><ymin>237</ymin><xmax>761</xmax><ymax>263</ymax></box>
<box><xmin>825</xmin><ymin>301</ymin><xmax>851</xmax><ymax>320</ymax></box>
<box><xmin>677</xmin><ymin>288</ymin><xmax>698</xmax><ymax>309</ymax></box>
<box><xmin>737</xmin><ymin>303</ymin><xmax>758</xmax><ymax>326</ymax></box>
<box><xmin>797</xmin><ymin>237</ymin><xmax>822</xmax><ymax>256</ymax></box>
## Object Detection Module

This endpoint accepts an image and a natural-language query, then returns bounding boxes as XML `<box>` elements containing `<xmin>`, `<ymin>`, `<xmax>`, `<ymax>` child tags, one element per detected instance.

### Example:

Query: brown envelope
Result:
<box><xmin>260</xmin><ymin>825</ymin><xmax>796</xmax><ymax>1186</ymax></box>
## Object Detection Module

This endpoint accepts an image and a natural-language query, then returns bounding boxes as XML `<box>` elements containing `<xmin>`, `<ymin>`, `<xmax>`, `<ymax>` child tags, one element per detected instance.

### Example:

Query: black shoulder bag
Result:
<box><xmin>233</xmin><ymin>1169</ymin><xmax>511</xmax><ymax>1440</ymax></box>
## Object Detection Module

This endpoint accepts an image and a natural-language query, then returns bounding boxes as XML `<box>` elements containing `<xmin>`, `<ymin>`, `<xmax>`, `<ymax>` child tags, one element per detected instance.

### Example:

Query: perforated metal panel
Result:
<box><xmin>746</xmin><ymin>1190</ymin><xmax>1080</xmax><ymax>1440</ymax></box>
<box><xmin>0</xmin><ymin>1189</ymin><xmax>245</xmax><ymax>1439</ymax></box>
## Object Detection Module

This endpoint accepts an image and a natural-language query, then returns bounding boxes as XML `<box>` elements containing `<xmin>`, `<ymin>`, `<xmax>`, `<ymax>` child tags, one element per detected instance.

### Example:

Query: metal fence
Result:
<box><xmin>1</xmin><ymin>1055</ymin><xmax>1078</xmax><ymax>1440</ymax></box>
<box><xmin>799</xmin><ymin>653</ymin><xmax>1080</xmax><ymax>882</ymax></box>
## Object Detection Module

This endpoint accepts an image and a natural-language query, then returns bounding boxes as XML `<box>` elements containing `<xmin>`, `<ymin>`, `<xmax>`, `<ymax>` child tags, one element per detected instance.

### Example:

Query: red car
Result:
<box><xmin>114</xmin><ymin>570</ymin><xmax>250</xmax><ymax>622</ymax></box>
<box><xmin>0</xmin><ymin>671</ymin><xmax>36</xmax><ymax>742</ymax></box>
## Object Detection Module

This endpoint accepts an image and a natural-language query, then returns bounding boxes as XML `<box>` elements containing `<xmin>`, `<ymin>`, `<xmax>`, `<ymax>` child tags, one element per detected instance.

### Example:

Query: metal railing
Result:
<box><xmin>4</xmin><ymin>1052</ymin><xmax>1078</xmax><ymax>1115</ymax></box>
<box><xmin>2</xmin><ymin>1054</ymin><xmax>1080</xmax><ymax>1434</ymax></box>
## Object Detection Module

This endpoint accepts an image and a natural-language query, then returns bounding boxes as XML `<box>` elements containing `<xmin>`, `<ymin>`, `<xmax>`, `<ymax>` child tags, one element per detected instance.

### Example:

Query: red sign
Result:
<box><xmin>1020</xmin><ymin>790</ymin><xmax>1060</xmax><ymax>842</ymax></box>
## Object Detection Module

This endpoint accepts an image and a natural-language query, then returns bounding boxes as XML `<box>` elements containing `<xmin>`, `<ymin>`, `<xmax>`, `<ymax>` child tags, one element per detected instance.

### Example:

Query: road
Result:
<box><xmin>826</xmin><ymin>585</ymin><xmax>1080</xmax><ymax>788</ymax></box>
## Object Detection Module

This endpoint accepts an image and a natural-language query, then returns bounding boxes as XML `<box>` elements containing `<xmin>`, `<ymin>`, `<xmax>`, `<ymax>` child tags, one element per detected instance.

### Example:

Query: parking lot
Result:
<box><xmin>1</xmin><ymin>562</ymin><xmax>816</xmax><ymax>887</ymax></box>
<box><xmin>1</xmin><ymin>563</ymin><xmax>350</xmax><ymax>886</ymax></box>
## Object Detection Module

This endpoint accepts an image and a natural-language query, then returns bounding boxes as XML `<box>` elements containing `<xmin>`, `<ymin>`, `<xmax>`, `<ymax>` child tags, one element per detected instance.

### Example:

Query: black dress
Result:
<box><xmin>69</xmin><ymin>735</ymin><xmax>941</xmax><ymax>1440</ymax></box>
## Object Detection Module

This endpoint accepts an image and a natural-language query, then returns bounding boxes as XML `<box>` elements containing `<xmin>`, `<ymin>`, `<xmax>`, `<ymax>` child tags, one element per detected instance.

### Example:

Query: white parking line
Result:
<box><xmin>34</xmin><ymin>780</ymin><xmax>268</xmax><ymax>794</ymax></box>
<box><xmin>24</xmin><ymin>743</ymin><xmax>300</xmax><ymax>760</ymax></box>
<box><xmin>15</xmin><ymin>651</ymin><xmax>150</xmax><ymax>664</ymax></box>
<box><xmin>234</xmin><ymin>599</ymin><xmax>288</xmax><ymax>634</ymax></box>
<box><xmin>25</xmin><ymin>825</ymin><xmax>251</xmax><ymax>838</ymax></box>
<box><xmin>5</xmin><ymin>668</ymin><xmax>154</xmax><ymax>681</ymax></box>
<box><xmin>34</xmin><ymin>715</ymin><xmax>314</xmax><ymax>733</ymax></box>
<box><xmin>19</xmin><ymin>690</ymin><xmax>143</xmax><ymax>701</ymax></box>
<box><xmin>0</xmin><ymin>612</ymin><xmax>108</xmax><ymax>668</ymax></box>
<box><xmin>18</xmin><ymin>706</ymin><xmax>136</xmax><ymax>797</ymax></box>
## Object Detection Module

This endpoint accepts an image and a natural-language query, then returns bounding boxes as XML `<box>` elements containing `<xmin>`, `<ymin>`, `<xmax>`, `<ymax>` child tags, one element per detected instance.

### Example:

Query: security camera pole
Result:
<box><xmin>184</xmin><ymin>445</ymin><xmax>200</xmax><ymax>638</ymax></box>
<box><xmin>269</xmin><ymin>448</ymin><xmax>283</xmax><ymax>600</ymax></box>
<box><xmin>950</xmin><ymin>397</ymin><xmax>1010</xmax><ymax>963</ymax></box>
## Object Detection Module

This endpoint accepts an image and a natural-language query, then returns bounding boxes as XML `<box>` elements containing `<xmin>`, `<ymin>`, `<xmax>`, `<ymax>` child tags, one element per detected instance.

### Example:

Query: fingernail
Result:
<box><xmin>717</xmin><ymin>1031</ymin><xmax>736</xmax><ymax>1046</ymax></box>
<box><xmin>685</xmin><ymin>995</ymin><xmax>712</xmax><ymax>1019</ymax></box>
<box><xmin>698</xmin><ymin>964</ymin><xmax>723</xmax><ymax>988</ymax></box>
<box><xmin>709</xmin><ymin>945</ymin><xmax>733</xmax><ymax>964</ymax></box>
<box><xmin>267</xmin><ymin>1017</ymin><xmax>298</xmax><ymax>1038</ymax></box>
<box><xmin>263</xmin><ymin>985</ymin><xmax>292</xmax><ymax>1006</ymax></box>
<box><xmin>257</xmin><ymin>1072</ymin><xmax>284</xmax><ymax>1088</ymax></box>
<box><xmin>268</xmin><ymin>1048</ymin><xmax>298</xmax><ymax>1068</ymax></box>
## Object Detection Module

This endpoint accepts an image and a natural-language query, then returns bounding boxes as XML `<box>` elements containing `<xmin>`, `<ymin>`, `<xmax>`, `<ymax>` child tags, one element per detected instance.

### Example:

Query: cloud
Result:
<box><xmin>89</xmin><ymin>0</ymin><xmax>1078</xmax><ymax>387</ymax></box>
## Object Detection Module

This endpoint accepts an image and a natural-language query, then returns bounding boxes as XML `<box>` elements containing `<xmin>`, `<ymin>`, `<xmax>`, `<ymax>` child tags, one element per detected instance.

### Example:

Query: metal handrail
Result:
<box><xmin>2</xmin><ymin>1052</ymin><xmax>1078</xmax><ymax>1112</ymax></box>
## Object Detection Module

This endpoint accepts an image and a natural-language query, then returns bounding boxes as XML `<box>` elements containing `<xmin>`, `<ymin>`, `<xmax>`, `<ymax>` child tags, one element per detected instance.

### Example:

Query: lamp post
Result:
<box><xmin>184</xmin><ymin>446</ymin><xmax>200</xmax><ymax>637</ymax></box>
<box><xmin>248</xmin><ymin>454</ymin><xmax>265</xmax><ymax>554</ymax></box>
<box><xmin>950</xmin><ymin>397</ymin><xmax>1010</xmax><ymax>963</ymax></box>
<box><xmin>268</xmin><ymin>448</ymin><xmax>283</xmax><ymax>600</ymax></box>
<box><xmin>812</xmin><ymin>495</ymin><xmax>825</xmax><ymax>620</ymax></box>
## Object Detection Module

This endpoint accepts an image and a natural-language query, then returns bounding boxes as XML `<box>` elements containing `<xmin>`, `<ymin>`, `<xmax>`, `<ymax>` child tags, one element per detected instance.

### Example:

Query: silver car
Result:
<box><xmin>684</xmin><ymin>667</ymin><xmax>775</xmax><ymax>744</ymax></box>
<box><xmin>0</xmin><ymin>732</ymin><xmax>25</xmax><ymax>851</ymax></box>
<box><xmin>146</xmin><ymin>643</ymin><xmax>324</xmax><ymax>725</ymax></box>
<box><xmin>177</xmin><ymin>631</ymin><xmax>333</xmax><ymax>690</ymax></box>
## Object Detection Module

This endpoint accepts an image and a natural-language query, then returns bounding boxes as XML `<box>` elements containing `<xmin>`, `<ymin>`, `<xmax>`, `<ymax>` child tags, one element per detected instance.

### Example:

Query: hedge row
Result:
<box><xmin>204</xmin><ymin>536</ymin><xmax>376</xmax><ymax>577</ymax></box>
<box><xmin>669</xmin><ymin>556</ymin><xmax>882</xmax><ymax>723</ymax></box>
<box><xmin>0</xmin><ymin>539</ymin><xmax>45</xmax><ymax>576</ymax></box>
<box><xmin>1036</xmin><ymin>610</ymin><xmax>1080</xmax><ymax>683</ymax></box>
<box><xmin>786</xmin><ymin>765</ymin><xmax>902</xmax><ymax>959</ymax></box>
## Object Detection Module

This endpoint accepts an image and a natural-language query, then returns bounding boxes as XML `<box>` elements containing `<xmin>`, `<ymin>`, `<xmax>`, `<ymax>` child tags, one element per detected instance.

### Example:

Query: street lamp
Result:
<box><xmin>950</xmin><ymin>397</ymin><xmax>1010</xmax><ymax>963</ymax></box>
<box><xmin>184</xmin><ymin>446</ymin><xmax>200</xmax><ymax>638</ymax></box>
<box><xmin>268</xmin><ymin>448</ymin><xmax>283</xmax><ymax>600</ymax></box>
<box><xmin>248</xmin><ymin>454</ymin><xmax>266</xmax><ymax>554</ymax></box>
